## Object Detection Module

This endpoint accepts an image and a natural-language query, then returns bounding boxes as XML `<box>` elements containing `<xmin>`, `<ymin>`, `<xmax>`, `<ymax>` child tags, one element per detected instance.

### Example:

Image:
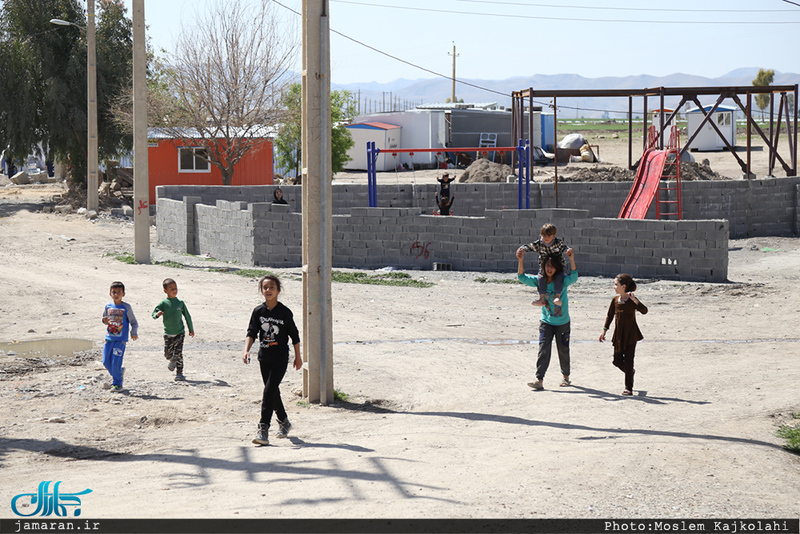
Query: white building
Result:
<box><xmin>344</xmin><ymin>121</ymin><xmax>402</xmax><ymax>171</ymax></box>
<box><xmin>345</xmin><ymin>103</ymin><xmax>552</xmax><ymax>170</ymax></box>
<box><xmin>686</xmin><ymin>105</ymin><xmax>737</xmax><ymax>151</ymax></box>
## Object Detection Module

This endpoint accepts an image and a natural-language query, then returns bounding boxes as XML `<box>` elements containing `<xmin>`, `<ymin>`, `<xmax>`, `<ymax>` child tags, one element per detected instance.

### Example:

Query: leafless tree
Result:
<box><xmin>152</xmin><ymin>0</ymin><xmax>298</xmax><ymax>185</ymax></box>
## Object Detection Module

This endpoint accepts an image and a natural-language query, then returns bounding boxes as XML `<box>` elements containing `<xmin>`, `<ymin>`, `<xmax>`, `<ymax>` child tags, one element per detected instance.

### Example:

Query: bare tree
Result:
<box><xmin>152</xmin><ymin>0</ymin><xmax>298</xmax><ymax>185</ymax></box>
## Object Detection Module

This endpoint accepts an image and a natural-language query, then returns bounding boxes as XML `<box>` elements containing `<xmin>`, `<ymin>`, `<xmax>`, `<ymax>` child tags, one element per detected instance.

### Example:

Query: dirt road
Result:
<box><xmin>0</xmin><ymin>182</ymin><xmax>798</xmax><ymax>520</ymax></box>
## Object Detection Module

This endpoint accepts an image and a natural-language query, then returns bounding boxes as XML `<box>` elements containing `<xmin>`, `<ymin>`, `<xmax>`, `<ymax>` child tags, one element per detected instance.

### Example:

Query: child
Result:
<box><xmin>516</xmin><ymin>247</ymin><xmax>577</xmax><ymax>390</ymax></box>
<box><xmin>522</xmin><ymin>223</ymin><xmax>573</xmax><ymax>307</ymax></box>
<box><xmin>599</xmin><ymin>273</ymin><xmax>648</xmax><ymax>396</ymax></box>
<box><xmin>437</xmin><ymin>172</ymin><xmax>453</xmax><ymax>199</ymax></box>
<box><xmin>152</xmin><ymin>278</ymin><xmax>194</xmax><ymax>381</ymax></box>
<box><xmin>243</xmin><ymin>275</ymin><xmax>302</xmax><ymax>446</ymax></box>
<box><xmin>102</xmin><ymin>281</ymin><xmax>138</xmax><ymax>392</ymax></box>
<box><xmin>272</xmin><ymin>187</ymin><xmax>288</xmax><ymax>205</ymax></box>
<box><xmin>435</xmin><ymin>191</ymin><xmax>455</xmax><ymax>216</ymax></box>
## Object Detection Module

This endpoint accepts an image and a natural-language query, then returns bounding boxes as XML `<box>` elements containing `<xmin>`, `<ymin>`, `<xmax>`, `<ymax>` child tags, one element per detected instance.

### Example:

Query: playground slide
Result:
<box><xmin>618</xmin><ymin>149</ymin><xmax>669</xmax><ymax>219</ymax></box>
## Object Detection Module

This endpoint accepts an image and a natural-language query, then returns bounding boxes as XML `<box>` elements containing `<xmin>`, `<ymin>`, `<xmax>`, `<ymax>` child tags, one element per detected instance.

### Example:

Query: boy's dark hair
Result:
<box><xmin>540</xmin><ymin>223</ymin><xmax>557</xmax><ymax>237</ymax></box>
<box><xmin>162</xmin><ymin>278</ymin><xmax>176</xmax><ymax>289</ymax></box>
<box><xmin>616</xmin><ymin>273</ymin><xmax>637</xmax><ymax>292</ymax></box>
<box><xmin>110</xmin><ymin>281</ymin><xmax>125</xmax><ymax>292</ymax></box>
<box><xmin>258</xmin><ymin>274</ymin><xmax>281</xmax><ymax>293</ymax></box>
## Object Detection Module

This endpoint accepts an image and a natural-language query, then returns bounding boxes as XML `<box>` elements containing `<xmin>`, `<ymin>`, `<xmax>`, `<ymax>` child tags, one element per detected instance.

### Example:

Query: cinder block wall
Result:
<box><xmin>157</xmin><ymin>177</ymin><xmax>800</xmax><ymax>238</ymax></box>
<box><xmin>156</xmin><ymin>194</ymin><xmax>729</xmax><ymax>281</ymax></box>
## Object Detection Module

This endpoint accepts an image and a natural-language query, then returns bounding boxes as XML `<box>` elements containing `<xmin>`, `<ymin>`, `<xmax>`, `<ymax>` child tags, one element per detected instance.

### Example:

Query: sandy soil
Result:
<box><xmin>1</xmin><ymin>165</ymin><xmax>799</xmax><ymax>520</ymax></box>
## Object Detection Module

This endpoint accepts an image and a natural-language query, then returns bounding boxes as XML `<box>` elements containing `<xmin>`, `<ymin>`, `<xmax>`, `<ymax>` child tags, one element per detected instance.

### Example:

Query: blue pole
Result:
<box><xmin>516</xmin><ymin>139</ymin><xmax>524</xmax><ymax>209</ymax></box>
<box><xmin>367</xmin><ymin>141</ymin><xmax>379</xmax><ymax>207</ymax></box>
<box><xmin>525</xmin><ymin>140</ymin><xmax>531</xmax><ymax>209</ymax></box>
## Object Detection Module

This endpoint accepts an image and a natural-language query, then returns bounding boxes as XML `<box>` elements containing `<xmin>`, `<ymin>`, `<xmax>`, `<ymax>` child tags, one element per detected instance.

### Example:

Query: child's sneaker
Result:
<box><xmin>110</xmin><ymin>385</ymin><xmax>123</xmax><ymax>392</ymax></box>
<box><xmin>527</xmin><ymin>380</ymin><xmax>544</xmax><ymax>390</ymax></box>
<box><xmin>174</xmin><ymin>373</ymin><xmax>185</xmax><ymax>381</ymax></box>
<box><xmin>276</xmin><ymin>419</ymin><xmax>292</xmax><ymax>438</ymax></box>
<box><xmin>252</xmin><ymin>424</ymin><xmax>269</xmax><ymax>445</ymax></box>
<box><xmin>168</xmin><ymin>360</ymin><xmax>176</xmax><ymax>371</ymax></box>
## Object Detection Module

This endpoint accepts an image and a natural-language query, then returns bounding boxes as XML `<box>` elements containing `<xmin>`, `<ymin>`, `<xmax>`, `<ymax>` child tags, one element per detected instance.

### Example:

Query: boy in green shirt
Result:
<box><xmin>152</xmin><ymin>278</ymin><xmax>194</xmax><ymax>381</ymax></box>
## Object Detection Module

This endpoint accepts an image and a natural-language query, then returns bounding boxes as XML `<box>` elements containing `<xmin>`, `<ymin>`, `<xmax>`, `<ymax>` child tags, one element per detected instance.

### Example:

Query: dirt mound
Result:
<box><xmin>553</xmin><ymin>161</ymin><xmax>729</xmax><ymax>183</ymax></box>
<box><xmin>457</xmin><ymin>158</ymin><xmax>514</xmax><ymax>183</ymax></box>
<box><xmin>679</xmin><ymin>161</ymin><xmax>727</xmax><ymax>181</ymax></box>
<box><xmin>558</xmin><ymin>166</ymin><xmax>635</xmax><ymax>182</ymax></box>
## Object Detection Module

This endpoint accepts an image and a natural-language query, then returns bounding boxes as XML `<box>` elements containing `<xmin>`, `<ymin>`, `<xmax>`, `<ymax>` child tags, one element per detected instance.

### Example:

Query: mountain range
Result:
<box><xmin>334</xmin><ymin>68</ymin><xmax>800</xmax><ymax>118</ymax></box>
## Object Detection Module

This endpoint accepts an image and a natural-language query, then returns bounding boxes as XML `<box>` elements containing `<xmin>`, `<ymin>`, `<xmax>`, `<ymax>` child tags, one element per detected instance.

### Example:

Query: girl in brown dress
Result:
<box><xmin>599</xmin><ymin>274</ymin><xmax>648</xmax><ymax>396</ymax></box>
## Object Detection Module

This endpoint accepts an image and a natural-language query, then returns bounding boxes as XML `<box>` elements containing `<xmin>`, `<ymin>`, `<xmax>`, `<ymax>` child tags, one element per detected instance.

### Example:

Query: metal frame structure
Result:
<box><xmin>511</xmin><ymin>85</ymin><xmax>799</xmax><ymax>206</ymax></box>
<box><xmin>365</xmin><ymin>142</ymin><xmax>532</xmax><ymax>209</ymax></box>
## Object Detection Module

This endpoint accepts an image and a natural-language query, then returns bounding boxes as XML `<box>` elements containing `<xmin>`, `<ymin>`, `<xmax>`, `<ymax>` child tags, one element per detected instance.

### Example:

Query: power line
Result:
<box><xmin>455</xmin><ymin>0</ymin><xmax>798</xmax><ymax>14</ymax></box>
<box><xmin>272</xmin><ymin>0</ymin><xmax>510</xmax><ymax>100</ymax></box>
<box><xmin>269</xmin><ymin>0</ymin><xmax>730</xmax><ymax>117</ymax></box>
<box><xmin>330</xmin><ymin>0</ymin><xmax>800</xmax><ymax>24</ymax></box>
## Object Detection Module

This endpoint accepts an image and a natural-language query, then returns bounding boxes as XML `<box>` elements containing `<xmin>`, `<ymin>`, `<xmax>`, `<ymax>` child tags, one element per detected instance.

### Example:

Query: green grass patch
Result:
<box><xmin>331</xmin><ymin>270</ymin><xmax>433</xmax><ymax>288</ymax></box>
<box><xmin>475</xmin><ymin>276</ymin><xmax>518</xmax><ymax>284</ymax></box>
<box><xmin>155</xmin><ymin>260</ymin><xmax>185</xmax><ymax>269</ymax></box>
<box><xmin>777</xmin><ymin>413</ymin><xmax>800</xmax><ymax>453</ymax></box>
<box><xmin>109</xmin><ymin>252</ymin><xmax>136</xmax><ymax>264</ymax></box>
<box><xmin>213</xmin><ymin>268</ymin><xmax>275</xmax><ymax>278</ymax></box>
<box><xmin>333</xmin><ymin>389</ymin><xmax>350</xmax><ymax>402</ymax></box>
<box><xmin>296</xmin><ymin>400</ymin><xmax>310</xmax><ymax>408</ymax></box>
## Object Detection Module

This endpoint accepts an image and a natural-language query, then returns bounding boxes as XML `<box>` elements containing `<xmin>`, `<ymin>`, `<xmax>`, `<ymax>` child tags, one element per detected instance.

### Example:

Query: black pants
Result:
<box><xmin>258</xmin><ymin>356</ymin><xmax>289</xmax><ymax>427</ymax></box>
<box><xmin>613</xmin><ymin>343</ymin><xmax>637</xmax><ymax>391</ymax></box>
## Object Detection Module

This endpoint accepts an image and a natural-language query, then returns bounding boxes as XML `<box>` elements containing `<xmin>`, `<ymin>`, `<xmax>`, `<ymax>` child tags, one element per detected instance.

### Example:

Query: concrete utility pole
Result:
<box><xmin>301</xmin><ymin>0</ymin><xmax>334</xmax><ymax>405</ymax></box>
<box><xmin>132</xmin><ymin>0</ymin><xmax>150</xmax><ymax>263</ymax></box>
<box><xmin>49</xmin><ymin>7</ymin><xmax>97</xmax><ymax>210</ymax></box>
<box><xmin>449</xmin><ymin>42</ymin><xmax>458</xmax><ymax>103</ymax></box>
<box><xmin>86</xmin><ymin>0</ymin><xmax>98</xmax><ymax>212</ymax></box>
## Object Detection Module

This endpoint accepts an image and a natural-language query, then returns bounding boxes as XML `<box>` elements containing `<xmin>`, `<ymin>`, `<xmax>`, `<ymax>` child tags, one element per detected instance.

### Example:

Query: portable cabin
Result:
<box><xmin>686</xmin><ymin>105</ymin><xmax>737</xmax><ymax>151</ymax></box>
<box><xmin>350</xmin><ymin>104</ymin><xmax>552</xmax><ymax>169</ymax></box>
<box><xmin>344</xmin><ymin>122</ymin><xmax>402</xmax><ymax>171</ymax></box>
<box><xmin>145</xmin><ymin>128</ymin><xmax>274</xmax><ymax>205</ymax></box>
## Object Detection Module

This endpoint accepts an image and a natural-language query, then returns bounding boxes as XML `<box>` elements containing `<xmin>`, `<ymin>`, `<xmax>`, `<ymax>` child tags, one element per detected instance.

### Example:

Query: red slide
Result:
<box><xmin>618</xmin><ymin>149</ymin><xmax>669</xmax><ymax>219</ymax></box>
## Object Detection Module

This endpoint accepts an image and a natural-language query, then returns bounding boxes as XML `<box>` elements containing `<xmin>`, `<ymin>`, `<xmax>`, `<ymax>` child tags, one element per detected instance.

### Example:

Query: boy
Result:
<box><xmin>437</xmin><ymin>172</ymin><xmax>453</xmax><ymax>199</ymax></box>
<box><xmin>522</xmin><ymin>223</ymin><xmax>573</xmax><ymax>307</ymax></box>
<box><xmin>102</xmin><ymin>281</ymin><xmax>138</xmax><ymax>392</ymax></box>
<box><xmin>152</xmin><ymin>278</ymin><xmax>194</xmax><ymax>381</ymax></box>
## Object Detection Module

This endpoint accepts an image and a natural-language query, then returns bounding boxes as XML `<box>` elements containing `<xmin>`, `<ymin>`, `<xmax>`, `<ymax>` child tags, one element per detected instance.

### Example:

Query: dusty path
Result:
<box><xmin>0</xmin><ymin>183</ymin><xmax>799</xmax><ymax>520</ymax></box>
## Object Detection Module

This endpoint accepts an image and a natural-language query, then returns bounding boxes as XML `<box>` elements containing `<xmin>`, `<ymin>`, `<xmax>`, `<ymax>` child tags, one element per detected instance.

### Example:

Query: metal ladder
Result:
<box><xmin>656</xmin><ymin>125</ymin><xmax>682</xmax><ymax>220</ymax></box>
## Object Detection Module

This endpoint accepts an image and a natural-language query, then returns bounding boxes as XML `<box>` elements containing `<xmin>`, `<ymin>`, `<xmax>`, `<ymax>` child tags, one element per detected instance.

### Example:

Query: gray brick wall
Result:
<box><xmin>157</xmin><ymin>176</ymin><xmax>799</xmax><ymax>238</ymax></box>
<box><xmin>155</xmin><ymin>176</ymin><xmax>800</xmax><ymax>281</ymax></box>
<box><xmin>156</xmin><ymin>193</ymin><xmax>730</xmax><ymax>281</ymax></box>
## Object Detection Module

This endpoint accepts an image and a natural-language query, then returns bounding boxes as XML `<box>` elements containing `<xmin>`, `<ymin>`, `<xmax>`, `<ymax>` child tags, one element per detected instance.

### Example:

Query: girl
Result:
<box><xmin>599</xmin><ymin>273</ymin><xmax>648</xmax><ymax>396</ymax></box>
<box><xmin>243</xmin><ymin>275</ymin><xmax>302</xmax><ymax>445</ymax></box>
<box><xmin>516</xmin><ymin>247</ymin><xmax>577</xmax><ymax>390</ymax></box>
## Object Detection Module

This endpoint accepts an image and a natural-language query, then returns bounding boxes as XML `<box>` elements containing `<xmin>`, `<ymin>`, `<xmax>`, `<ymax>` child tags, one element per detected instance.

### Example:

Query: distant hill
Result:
<box><xmin>334</xmin><ymin>69</ymin><xmax>800</xmax><ymax>118</ymax></box>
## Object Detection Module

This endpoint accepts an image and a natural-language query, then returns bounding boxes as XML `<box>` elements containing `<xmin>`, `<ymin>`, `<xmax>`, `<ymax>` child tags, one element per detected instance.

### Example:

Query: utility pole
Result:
<box><xmin>301</xmin><ymin>0</ymin><xmax>334</xmax><ymax>405</ymax></box>
<box><xmin>86</xmin><ymin>0</ymin><xmax>98</xmax><ymax>211</ymax></box>
<box><xmin>132</xmin><ymin>0</ymin><xmax>149</xmax><ymax>263</ymax></box>
<box><xmin>449</xmin><ymin>42</ymin><xmax>458</xmax><ymax>103</ymax></box>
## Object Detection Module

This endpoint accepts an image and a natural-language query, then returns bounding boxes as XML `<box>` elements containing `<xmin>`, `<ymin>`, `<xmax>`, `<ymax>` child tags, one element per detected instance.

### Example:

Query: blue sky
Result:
<box><xmin>122</xmin><ymin>0</ymin><xmax>800</xmax><ymax>85</ymax></box>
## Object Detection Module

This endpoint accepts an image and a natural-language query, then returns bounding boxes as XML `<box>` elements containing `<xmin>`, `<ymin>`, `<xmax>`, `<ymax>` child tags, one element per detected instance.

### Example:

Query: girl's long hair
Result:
<box><xmin>544</xmin><ymin>253</ymin><xmax>564</xmax><ymax>280</ymax></box>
